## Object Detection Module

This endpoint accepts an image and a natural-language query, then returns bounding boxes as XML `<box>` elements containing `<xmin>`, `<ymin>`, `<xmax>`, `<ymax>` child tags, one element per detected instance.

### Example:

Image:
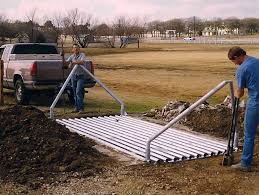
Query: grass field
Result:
<box><xmin>80</xmin><ymin>43</ymin><xmax>259</xmax><ymax>113</ymax></box>
<box><xmin>3</xmin><ymin>43</ymin><xmax>259</xmax><ymax>115</ymax></box>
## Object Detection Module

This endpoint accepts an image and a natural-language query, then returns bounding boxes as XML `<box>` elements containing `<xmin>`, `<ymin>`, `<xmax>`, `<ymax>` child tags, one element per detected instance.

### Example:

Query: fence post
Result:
<box><xmin>0</xmin><ymin>60</ymin><xmax>3</xmax><ymax>105</ymax></box>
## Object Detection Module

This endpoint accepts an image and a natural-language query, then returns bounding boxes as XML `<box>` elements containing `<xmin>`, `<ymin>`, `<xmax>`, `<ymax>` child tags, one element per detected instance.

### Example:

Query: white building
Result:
<box><xmin>202</xmin><ymin>26</ymin><xmax>239</xmax><ymax>36</ymax></box>
<box><xmin>145</xmin><ymin>29</ymin><xmax>177</xmax><ymax>38</ymax></box>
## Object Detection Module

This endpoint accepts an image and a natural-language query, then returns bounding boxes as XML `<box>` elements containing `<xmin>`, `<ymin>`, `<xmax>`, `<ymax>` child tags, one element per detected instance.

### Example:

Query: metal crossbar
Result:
<box><xmin>145</xmin><ymin>80</ymin><xmax>235</xmax><ymax>162</ymax></box>
<box><xmin>49</xmin><ymin>64</ymin><xmax>126</xmax><ymax>119</ymax></box>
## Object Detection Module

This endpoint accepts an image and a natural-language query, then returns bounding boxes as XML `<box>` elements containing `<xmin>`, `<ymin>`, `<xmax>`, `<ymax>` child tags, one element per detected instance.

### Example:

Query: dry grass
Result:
<box><xmin>3</xmin><ymin>43</ymin><xmax>258</xmax><ymax>114</ymax></box>
<box><xmin>83</xmin><ymin>44</ymin><xmax>259</xmax><ymax>112</ymax></box>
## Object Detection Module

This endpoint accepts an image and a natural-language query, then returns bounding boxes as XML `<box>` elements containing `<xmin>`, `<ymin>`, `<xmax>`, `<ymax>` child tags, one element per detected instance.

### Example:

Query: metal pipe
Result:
<box><xmin>229</xmin><ymin>81</ymin><xmax>239</xmax><ymax>149</ymax></box>
<box><xmin>50</xmin><ymin>64</ymin><xmax>126</xmax><ymax>119</ymax></box>
<box><xmin>145</xmin><ymin>80</ymin><xmax>233</xmax><ymax>162</ymax></box>
<box><xmin>56</xmin><ymin>119</ymin><xmax>155</xmax><ymax>161</ymax></box>
<box><xmin>80</xmin><ymin>66</ymin><xmax>126</xmax><ymax>116</ymax></box>
<box><xmin>50</xmin><ymin>65</ymin><xmax>79</xmax><ymax>119</ymax></box>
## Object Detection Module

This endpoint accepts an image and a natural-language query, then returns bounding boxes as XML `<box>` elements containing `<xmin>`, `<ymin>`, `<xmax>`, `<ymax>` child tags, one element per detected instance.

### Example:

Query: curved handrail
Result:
<box><xmin>49</xmin><ymin>64</ymin><xmax>126</xmax><ymax>119</ymax></box>
<box><xmin>145</xmin><ymin>80</ymin><xmax>235</xmax><ymax>162</ymax></box>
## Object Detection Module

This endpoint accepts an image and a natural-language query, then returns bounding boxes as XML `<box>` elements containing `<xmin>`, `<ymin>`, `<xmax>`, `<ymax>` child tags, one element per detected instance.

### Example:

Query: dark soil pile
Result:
<box><xmin>0</xmin><ymin>106</ymin><xmax>107</xmax><ymax>189</ymax></box>
<box><xmin>184</xmin><ymin>105</ymin><xmax>244</xmax><ymax>137</ymax></box>
<box><xmin>145</xmin><ymin>101</ymin><xmax>245</xmax><ymax>138</ymax></box>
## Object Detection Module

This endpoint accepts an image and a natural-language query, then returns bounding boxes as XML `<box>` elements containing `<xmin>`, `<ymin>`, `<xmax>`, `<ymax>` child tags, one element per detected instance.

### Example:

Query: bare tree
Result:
<box><xmin>93</xmin><ymin>23</ymin><xmax>116</xmax><ymax>48</ymax></box>
<box><xmin>241</xmin><ymin>18</ymin><xmax>259</xmax><ymax>35</ymax></box>
<box><xmin>112</xmin><ymin>16</ymin><xmax>143</xmax><ymax>48</ymax></box>
<box><xmin>0</xmin><ymin>15</ymin><xmax>18</xmax><ymax>43</ymax></box>
<box><xmin>65</xmin><ymin>8</ymin><xmax>94</xmax><ymax>48</ymax></box>
<box><xmin>26</xmin><ymin>8</ymin><xmax>37</xmax><ymax>42</ymax></box>
<box><xmin>224</xmin><ymin>17</ymin><xmax>241</xmax><ymax>35</ymax></box>
<box><xmin>42</xmin><ymin>12</ymin><xmax>64</xmax><ymax>43</ymax></box>
<box><xmin>166</xmin><ymin>19</ymin><xmax>185</xmax><ymax>37</ymax></box>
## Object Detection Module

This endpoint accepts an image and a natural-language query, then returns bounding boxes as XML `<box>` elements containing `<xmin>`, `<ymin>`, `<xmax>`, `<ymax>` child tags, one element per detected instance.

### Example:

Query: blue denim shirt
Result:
<box><xmin>236</xmin><ymin>56</ymin><xmax>259</xmax><ymax>108</ymax></box>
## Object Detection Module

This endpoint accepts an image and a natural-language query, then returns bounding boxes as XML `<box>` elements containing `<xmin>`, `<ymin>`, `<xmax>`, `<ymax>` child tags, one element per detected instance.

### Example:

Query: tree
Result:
<box><xmin>42</xmin><ymin>18</ymin><xmax>62</xmax><ymax>43</ymax></box>
<box><xmin>65</xmin><ymin>8</ymin><xmax>94</xmax><ymax>48</ymax></box>
<box><xmin>112</xmin><ymin>16</ymin><xmax>144</xmax><ymax>47</ymax></box>
<box><xmin>0</xmin><ymin>15</ymin><xmax>18</xmax><ymax>43</ymax></box>
<box><xmin>26</xmin><ymin>8</ymin><xmax>37</xmax><ymax>42</ymax></box>
<box><xmin>241</xmin><ymin>18</ymin><xmax>259</xmax><ymax>35</ymax></box>
<box><xmin>92</xmin><ymin>23</ymin><xmax>115</xmax><ymax>48</ymax></box>
<box><xmin>224</xmin><ymin>17</ymin><xmax>241</xmax><ymax>34</ymax></box>
<box><xmin>167</xmin><ymin>19</ymin><xmax>185</xmax><ymax>37</ymax></box>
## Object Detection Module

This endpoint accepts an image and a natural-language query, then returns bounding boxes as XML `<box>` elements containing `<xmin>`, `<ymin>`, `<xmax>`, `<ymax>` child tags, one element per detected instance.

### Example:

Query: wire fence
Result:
<box><xmin>141</xmin><ymin>37</ymin><xmax>259</xmax><ymax>45</ymax></box>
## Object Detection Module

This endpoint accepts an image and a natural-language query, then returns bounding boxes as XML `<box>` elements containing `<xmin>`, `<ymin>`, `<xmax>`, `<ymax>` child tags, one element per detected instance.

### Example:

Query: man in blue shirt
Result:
<box><xmin>228</xmin><ymin>46</ymin><xmax>259</xmax><ymax>171</ymax></box>
<box><xmin>64</xmin><ymin>44</ymin><xmax>88</xmax><ymax>113</ymax></box>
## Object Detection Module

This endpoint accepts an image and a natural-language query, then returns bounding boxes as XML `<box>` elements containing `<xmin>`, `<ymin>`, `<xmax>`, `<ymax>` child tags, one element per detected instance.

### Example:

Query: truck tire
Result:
<box><xmin>15</xmin><ymin>79</ymin><xmax>29</xmax><ymax>105</ymax></box>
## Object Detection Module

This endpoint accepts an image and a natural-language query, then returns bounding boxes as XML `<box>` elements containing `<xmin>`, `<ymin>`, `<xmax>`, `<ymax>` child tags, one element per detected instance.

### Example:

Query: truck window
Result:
<box><xmin>12</xmin><ymin>44</ymin><xmax>58</xmax><ymax>54</ymax></box>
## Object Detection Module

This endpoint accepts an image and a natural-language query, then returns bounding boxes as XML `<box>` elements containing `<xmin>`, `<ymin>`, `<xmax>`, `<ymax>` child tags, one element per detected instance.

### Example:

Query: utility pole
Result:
<box><xmin>193</xmin><ymin>16</ymin><xmax>196</xmax><ymax>37</ymax></box>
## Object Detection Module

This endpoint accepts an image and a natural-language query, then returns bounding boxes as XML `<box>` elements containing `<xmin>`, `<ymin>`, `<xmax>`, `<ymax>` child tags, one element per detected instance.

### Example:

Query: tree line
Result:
<box><xmin>1</xmin><ymin>9</ymin><xmax>259</xmax><ymax>48</ymax></box>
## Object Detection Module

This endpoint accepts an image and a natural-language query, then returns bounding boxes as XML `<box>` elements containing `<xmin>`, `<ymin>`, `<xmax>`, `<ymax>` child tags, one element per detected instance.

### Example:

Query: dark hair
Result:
<box><xmin>72</xmin><ymin>43</ymin><xmax>80</xmax><ymax>48</ymax></box>
<box><xmin>228</xmin><ymin>46</ymin><xmax>246</xmax><ymax>60</ymax></box>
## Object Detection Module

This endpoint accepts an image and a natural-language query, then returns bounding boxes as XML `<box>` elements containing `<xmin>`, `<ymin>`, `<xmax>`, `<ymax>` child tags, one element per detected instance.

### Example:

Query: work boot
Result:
<box><xmin>71</xmin><ymin>108</ymin><xmax>79</xmax><ymax>113</ymax></box>
<box><xmin>231</xmin><ymin>163</ymin><xmax>251</xmax><ymax>172</ymax></box>
<box><xmin>78</xmin><ymin>110</ymin><xmax>84</xmax><ymax>114</ymax></box>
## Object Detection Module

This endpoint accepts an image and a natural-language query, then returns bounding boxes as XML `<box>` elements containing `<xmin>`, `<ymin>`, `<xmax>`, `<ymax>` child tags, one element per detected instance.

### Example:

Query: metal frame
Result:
<box><xmin>49</xmin><ymin>65</ymin><xmax>126</xmax><ymax>119</ymax></box>
<box><xmin>145</xmin><ymin>80</ymin><xmax>235</xmax><ymax>162</ymax></box>
<box><xmin>57</xmin><ymin>115</ymin><xmax>228</xmax><ymax>163</ymax></box>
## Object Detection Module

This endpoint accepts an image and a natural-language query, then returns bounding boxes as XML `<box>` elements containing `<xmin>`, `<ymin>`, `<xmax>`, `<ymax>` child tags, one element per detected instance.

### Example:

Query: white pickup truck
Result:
<box><xmin>0</xmin><ymin>43</ymin><xmax>96</xmax><ymax>104</ymax></box>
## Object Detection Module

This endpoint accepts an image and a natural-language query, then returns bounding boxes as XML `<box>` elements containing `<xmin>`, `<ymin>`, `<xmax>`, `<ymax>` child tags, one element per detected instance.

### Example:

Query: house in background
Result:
<box><xmin>145</xmin><ymin>29</ymin><xmax>177</xmax><ymax>38</ymax></box>
<box><xmin>202</xmin><ymin>26</ymin><xmax>239</xmax><ymax>36</ymax></box>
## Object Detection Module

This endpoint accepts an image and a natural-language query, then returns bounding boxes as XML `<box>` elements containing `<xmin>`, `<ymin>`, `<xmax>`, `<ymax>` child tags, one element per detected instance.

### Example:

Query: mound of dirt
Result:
<box><xmin>145</xmin><ymin>101</ymin><xmax>245</xmax><ymax>138</ymax></box>
<box><xmin>0</xmin><ymin>106</ymin><xmax>108</xmax><ymax>189</ymax></box>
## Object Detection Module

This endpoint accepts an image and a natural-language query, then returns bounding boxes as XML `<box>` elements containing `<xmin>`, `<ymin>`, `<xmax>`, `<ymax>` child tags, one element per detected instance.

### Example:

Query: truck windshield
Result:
<box><xmin>12</xmin><ymin>44</ymin><xmax>58</xmax><ymax>54</ymax></box>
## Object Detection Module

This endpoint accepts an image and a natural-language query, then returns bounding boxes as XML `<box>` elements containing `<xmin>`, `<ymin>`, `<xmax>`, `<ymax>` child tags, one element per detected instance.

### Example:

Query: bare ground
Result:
<box><xmin>0</xmin><ymin>106</ymin><xmax>259</xmax><ymax>195</ymax></box>
<box><xmin>0</xmin><ymin>143</ymin><xmax>259</xmax><ymax>195</ymax></box>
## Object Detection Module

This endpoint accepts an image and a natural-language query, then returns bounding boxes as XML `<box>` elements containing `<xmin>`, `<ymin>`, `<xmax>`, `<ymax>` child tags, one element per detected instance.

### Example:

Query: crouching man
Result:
<box><xmin>228</xmin><ymin>46</ymin><xmax>259</xmax><ymax>171</ymax></box>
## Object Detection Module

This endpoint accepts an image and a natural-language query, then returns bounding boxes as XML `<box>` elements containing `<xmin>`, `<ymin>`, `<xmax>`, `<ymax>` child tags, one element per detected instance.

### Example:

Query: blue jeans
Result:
<box><xmin>71</xmin><ymin>75</ymin><xmax>85</xmax><ymax>111</ymax></box>
<box><xmin>241</xmin><ymin>106</ymin><xmax>259</xmax><ymax>167</ymax></box>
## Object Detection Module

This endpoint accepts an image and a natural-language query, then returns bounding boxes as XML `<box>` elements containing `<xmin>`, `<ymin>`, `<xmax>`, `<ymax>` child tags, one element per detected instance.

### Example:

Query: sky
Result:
<box><xmin>0</xmin><ymin>0</ymin><xmax>259</xmax><ymax>23</ymax></box>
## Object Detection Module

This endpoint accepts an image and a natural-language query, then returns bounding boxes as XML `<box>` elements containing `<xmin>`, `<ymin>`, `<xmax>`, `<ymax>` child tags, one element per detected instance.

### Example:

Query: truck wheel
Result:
<box><xmin>15</xmin><ymin>79</ymin><xmax>29</xmax><ymax>105</ymax></box>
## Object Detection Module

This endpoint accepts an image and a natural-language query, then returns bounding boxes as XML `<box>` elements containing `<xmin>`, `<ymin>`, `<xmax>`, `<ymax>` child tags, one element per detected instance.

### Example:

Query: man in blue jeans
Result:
<box><xmin>228</xmin><ymin>46</ymin><xmax>259</xmax><ymax>172</ymax></box>
<box><xmin>65</xmin><ymin>44</ymin><xmax>88</xmax><ymax>113</ymax></box>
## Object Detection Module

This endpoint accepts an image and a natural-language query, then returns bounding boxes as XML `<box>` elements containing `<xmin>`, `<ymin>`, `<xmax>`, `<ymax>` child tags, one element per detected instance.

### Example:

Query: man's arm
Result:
<box><xmin>235</xmin><ymin>87</ymin><xmax>244</xmax><ymax>98</ymax></box>
<box><xmin>71</xmin><ymin>60</ymin><xmax>85</xmax><ymax>65</ymax></box>
<box><xmin>62</xmin><ymin>55</ymin><xmax>72</xmax><ymax>68</ymax></box>
<box><xmin>72</xmin><ymin>53</ymin><xmax>87</xmax><ymax>65</ymax></box>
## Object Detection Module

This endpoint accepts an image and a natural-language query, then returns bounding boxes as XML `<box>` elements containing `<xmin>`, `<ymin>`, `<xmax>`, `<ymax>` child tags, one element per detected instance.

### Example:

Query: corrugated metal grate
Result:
<box><xmin>56</xmin><ymin>116</ymin><xmax>227</xmax><ymax>163</ymax></box>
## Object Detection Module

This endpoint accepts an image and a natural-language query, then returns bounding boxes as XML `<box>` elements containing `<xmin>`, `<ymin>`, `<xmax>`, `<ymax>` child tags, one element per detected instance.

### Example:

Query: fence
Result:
<box><xmin>141</xmin><ymin>37</ymin><xmax>259</xmax><ymax>45</ymax></box>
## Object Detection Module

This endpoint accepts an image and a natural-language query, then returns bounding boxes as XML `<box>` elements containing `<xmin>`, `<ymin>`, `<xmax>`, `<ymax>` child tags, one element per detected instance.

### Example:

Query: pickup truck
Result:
<box><xmin>0</xmin><ymin>43</ymin><xmax>96</xmax><ymax>104</ymax></box>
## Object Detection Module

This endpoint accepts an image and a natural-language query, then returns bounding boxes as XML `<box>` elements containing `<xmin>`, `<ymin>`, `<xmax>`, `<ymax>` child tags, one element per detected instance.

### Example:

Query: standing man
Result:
<box><xmin>228</xmin><ymin>46</ymin><xmax>259</xmax><ymax>171</ymax></box>
<box><xmin>64</xmin><ymin>43</ymin><xmax>88</xmax><ymax>113</ymax></box>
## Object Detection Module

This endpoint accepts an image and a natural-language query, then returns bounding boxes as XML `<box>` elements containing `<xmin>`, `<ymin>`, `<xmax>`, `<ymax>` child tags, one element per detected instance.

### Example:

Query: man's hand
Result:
<box><xmin>72</xmin><ymin>61</ymin><xmax>85</xmax><ymax>65</ymax></box>
<box><xmin>60</xmin><ymin>50</ymin><xmax>65</xmax><ymax>57</ymax></box>
<box><xmin>235</xmin><ymin>88</ymin><xmax>244</xmax><ymax>98</ymax></box>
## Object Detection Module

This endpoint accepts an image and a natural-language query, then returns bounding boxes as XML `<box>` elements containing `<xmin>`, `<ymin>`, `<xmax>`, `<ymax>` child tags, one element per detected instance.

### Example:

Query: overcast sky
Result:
<box><xmin>1</xmin><ymin>0</ymin><xmax>259</xmax><ymax>23</ymax></box>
